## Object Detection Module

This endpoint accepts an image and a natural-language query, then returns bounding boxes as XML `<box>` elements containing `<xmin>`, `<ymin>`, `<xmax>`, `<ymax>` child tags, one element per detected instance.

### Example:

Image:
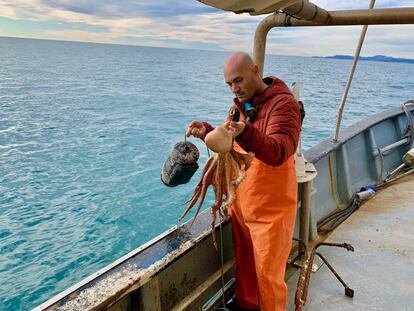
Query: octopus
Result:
<box><xmin>179</xmin><ymin>126</ymin><xmax>253</xmax><ymax>246</ymax></box>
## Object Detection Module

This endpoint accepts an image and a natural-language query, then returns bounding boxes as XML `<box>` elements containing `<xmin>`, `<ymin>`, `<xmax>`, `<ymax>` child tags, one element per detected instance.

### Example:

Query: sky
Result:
<box><xmin>0</xmin><ymin>0</ymin><xmax>414</xmax><ymax>57</ymax></box>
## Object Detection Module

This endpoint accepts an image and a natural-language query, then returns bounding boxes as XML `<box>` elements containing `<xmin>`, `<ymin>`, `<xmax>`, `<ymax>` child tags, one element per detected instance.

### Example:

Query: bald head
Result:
<box><xmin>223</xmin><ymin>51</ymin><xmax>266</xmax><ymax>103</ymax></box>
<box><xmin>224</xmin><ymin>51</ymin><xmax>255</xmax><ymax>72</ymax></box>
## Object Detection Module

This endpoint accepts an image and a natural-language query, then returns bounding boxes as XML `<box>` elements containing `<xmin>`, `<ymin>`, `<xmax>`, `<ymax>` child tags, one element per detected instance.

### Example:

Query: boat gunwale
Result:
<box><xmin>305</xmin><ymin>104</ymin><xmax>414</xmax><ymax>164</ymax></box>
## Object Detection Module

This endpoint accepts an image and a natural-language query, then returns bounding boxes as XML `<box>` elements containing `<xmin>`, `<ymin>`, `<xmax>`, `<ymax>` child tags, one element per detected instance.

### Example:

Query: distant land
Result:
<box><xmin>313</xmin><ymin>54</ymin><xmax>414</xmax><ymax>64</ymax></box>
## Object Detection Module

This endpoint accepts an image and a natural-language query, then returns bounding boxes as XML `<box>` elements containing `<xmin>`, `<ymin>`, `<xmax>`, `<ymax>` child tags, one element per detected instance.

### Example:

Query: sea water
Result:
<box><xmin>0</xmin><ymin>37</ymin><xmax>413</xmax><ymax>310</ymax></box>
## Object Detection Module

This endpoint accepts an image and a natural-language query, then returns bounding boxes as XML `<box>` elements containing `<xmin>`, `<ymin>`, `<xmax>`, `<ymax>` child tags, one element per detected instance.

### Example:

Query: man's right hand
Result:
<box><xmin>186</xmin><ymin>121</ymin><xmax>206</xmax><ymax>139</ymax></box>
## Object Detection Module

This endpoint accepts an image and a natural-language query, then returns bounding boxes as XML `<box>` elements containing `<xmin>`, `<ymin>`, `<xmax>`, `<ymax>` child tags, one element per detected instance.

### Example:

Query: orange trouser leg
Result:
<box><xmin>232</xmin><ymin>200</ymin><xmax>296</xmax><ymax>310</ymax></box>
<box><xmin>247</xmin><ymin>208</ymin><xmax>296</xmax><ymax>311</ymax></box>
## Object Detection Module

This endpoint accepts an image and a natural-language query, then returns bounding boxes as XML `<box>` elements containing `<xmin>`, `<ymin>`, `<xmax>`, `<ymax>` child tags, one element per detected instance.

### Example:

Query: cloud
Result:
<box><xmin>0</xmin><ymin>0</ymin><xmax>413</xmax><ymax>57</ymax></box>
<box><xmin>40</xmin><ymin>0</ymin><xmax>217</xmax><ymax>18</ymax></box>
<box><xmin>0</xmin><ymin>0</ymin><xmax>261</xmax><ymax>49</ymax></box>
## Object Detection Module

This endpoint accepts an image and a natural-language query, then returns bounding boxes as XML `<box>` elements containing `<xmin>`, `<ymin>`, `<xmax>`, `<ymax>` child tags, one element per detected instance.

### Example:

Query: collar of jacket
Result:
<box><xmin>233</xmin><ymin>76</ymin><xmax>292</xmax><ymax>111</ymax></box>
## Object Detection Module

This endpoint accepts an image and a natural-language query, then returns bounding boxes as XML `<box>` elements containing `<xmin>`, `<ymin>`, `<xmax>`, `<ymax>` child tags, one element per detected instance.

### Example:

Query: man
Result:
<box><xmin>186</xmin><ymin>51</ymin><xmax>301</xmax><ymax>310</ymax></box>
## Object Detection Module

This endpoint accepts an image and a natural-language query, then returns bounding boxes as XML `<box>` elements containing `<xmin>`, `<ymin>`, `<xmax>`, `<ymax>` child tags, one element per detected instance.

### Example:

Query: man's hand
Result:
<box><xmin>224</xmin><ymin>121</ymin><xmax>246</xmax><ymax>138</ymax></box>
<box><xmin>186</xmin><ymin>121</ymin><xmax>206</xmax><ymax>139</ymax></box>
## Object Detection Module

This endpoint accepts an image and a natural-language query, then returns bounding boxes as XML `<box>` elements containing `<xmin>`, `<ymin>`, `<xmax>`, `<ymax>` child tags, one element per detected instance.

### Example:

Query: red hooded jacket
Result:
<box><xmin>204</xmin><ymin>76</ymin><xmax>301</xmax><ymax>167</ymax></box>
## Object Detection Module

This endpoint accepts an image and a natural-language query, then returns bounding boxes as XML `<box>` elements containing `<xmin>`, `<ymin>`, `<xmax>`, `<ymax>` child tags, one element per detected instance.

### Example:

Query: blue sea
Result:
<box><xmin>0</xmin><ymin>37</ymin><xmax>413</xmax><ymax>310</ymax></box>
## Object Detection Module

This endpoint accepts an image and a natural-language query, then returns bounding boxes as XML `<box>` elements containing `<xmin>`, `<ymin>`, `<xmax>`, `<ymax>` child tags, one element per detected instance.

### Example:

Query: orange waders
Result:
<box><xmin>231</xmin><ymin>151</ymin><xmax>297</xmax><ymax>311</ymax></box>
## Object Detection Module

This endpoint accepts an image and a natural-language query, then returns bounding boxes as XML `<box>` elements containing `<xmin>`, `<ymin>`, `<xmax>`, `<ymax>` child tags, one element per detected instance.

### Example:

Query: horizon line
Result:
<box><xmin>0</xmin><ymin>35</ymin><xmax>409</xmax><ymax>60</ymax></box>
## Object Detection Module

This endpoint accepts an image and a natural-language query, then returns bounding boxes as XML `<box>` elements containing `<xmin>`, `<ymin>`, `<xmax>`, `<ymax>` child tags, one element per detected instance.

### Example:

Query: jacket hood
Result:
<box><xmin>233</xmin><ymin>76</ymin><xmax>293</xmax><ymax>109</ymax></box>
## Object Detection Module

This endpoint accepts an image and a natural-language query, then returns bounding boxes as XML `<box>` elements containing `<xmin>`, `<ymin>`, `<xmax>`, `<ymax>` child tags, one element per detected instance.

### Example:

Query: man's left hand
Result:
<box><xmin>224</xmin><ymin>121</ymin><xmax>246</xmax><ymax>138</ymax></box>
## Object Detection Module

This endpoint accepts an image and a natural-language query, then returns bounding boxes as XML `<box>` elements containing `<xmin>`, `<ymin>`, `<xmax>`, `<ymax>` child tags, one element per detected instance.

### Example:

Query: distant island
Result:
<box><xmin>313</xmin><ymin>54</ymin><xmax>414</xmax><ymax>64</ymax></box>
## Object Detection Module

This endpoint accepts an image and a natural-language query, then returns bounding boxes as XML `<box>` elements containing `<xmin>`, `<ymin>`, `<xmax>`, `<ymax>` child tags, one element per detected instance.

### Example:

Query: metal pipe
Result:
<box><xmin>286</xmin><ymin>8</ymin><xmax>414</xmax><ymax>26</ymax></box>
<box><xmin>253</xmin><ymin>7</ymin><xmax>414</xmax><ymax>75</ymax></box>
<box><xmin>376</xmin><ymin>168</ymin><xmax>414</xmax><ymax>189</ymax></box>
<box><xmin>253</xmin><ymin>14</ymin><xmax>285</xmax><ymax>75</ymax></box>
<box><xmin>284</xmin><ymin>0</ymin><xmax>329</xmax><ymax>24</ymax></box>
<box><xmin>315</xmin><ymin>252</ymin><xmax>354</xmax><ymax>298</ymax></box>
<box><xmin>299</xmin><ymin>181</ymin><xmax>312</xmax><ymax>255</ymax></box>
<box><xmin>372</xmin><ymin>138</ymin><xmax>409</xmax><ymax>156</ymax></box>
<box><xmin>333</xmin><ymin>0</ymin><xmax>376</xmax><ymax>143</ymax></box>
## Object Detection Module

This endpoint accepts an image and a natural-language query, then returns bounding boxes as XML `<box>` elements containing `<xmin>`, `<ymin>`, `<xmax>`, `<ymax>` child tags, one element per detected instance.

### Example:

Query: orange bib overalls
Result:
<box><xmin>231</xmin><ymin>148</ymin><xmax>297</xmax><ymax>311</ymax></box>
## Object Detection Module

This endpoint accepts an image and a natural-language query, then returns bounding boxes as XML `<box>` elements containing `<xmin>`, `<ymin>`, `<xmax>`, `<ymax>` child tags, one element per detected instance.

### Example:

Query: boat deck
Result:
<box><xmin>287</xmin><ymin>174</ymin><xmax>414</xmax><ymax>311</ymax></box>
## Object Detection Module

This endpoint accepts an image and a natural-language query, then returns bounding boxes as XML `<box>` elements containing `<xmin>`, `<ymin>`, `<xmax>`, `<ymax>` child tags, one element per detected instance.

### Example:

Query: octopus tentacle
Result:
<box><xmin>182</xmin><ymin>156</ymin><xmax>215</xmax><ymax>205</ymax></box>
<box><xmin>189</xmin><ymin>162</ymin><xmax>217</xmax><ymax>225</ymax></box>
<box><xmin>224</xmin><ymin>153</ymin><xmax>238</xmax><ymax>210</ymax></box>
<box><xmin>179</xmin><ymin>156</ymin><xmax>217</xmax><ymax>221</ymax></box>
<box><xmin>233</xmin><ymin>170</ymin><xmax>246</xmax><ymax>188</ymax></box>
<box><xmin>230</xmin><ymin>150</ymin><xmax>254</xmax><ymax>171</ymax></box>
<box><xmin>214</xmin><ymin>154</ymin><xmax>223</xmax><ymax>200</ymax></box>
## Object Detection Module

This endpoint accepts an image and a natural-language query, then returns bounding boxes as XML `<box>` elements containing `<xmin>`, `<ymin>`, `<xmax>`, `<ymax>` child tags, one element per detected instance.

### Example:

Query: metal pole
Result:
<box><xmin>333</xmin><ymin>0</ymin><xmax>376</xmax><ymax>143</ymax></box>
<box><xmin>253</xmin><ymin>6</ymin><xmax>414</xmax><ymax>77</ymax></box>
<box><xmin>284</xmin><ymin>0</ymin><xmax>330</xmax><ymax>24</ymax></box>
<box><xmin>286</xmin><ymin>7</ymin><xmax>414</xmax><ymax>26</ymax></box>
<box><xmin>256</xmin><ymin>7</ymin><xmax>414</xmax><ymax>29</ymax></box>
<box><xmin>253</xmin><ymin>14</ymin><xmax>286</xmax><ymax>76</ymax></box>
<box><xmin>299</xmin><ymin>181</ymin><xmax>312</xmax><ymax>255</ymax></box>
